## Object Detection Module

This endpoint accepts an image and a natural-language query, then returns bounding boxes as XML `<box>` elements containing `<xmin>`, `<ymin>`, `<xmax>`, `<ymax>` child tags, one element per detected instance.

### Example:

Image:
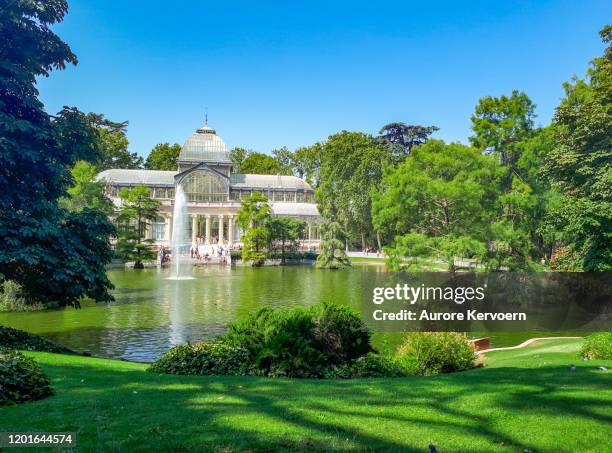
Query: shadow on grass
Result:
<box><xmin>2</xmin><ymin>358</ymin><xmax>611</xmax><ymax>452</ymax></box>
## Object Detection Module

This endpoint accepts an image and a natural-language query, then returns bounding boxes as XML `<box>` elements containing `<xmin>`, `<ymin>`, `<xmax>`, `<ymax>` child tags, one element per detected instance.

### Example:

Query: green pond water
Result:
<box><xmin>0</xmin><ymin>265</ymin><xmax>579</xmax><ymax>362</ymax></box>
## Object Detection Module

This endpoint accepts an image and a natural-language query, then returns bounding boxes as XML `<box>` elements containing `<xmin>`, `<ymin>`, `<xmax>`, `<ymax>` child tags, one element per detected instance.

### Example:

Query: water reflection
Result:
<box><xmin>0</xmin><ymin>266</ymin><xmax>369</xmax><ymax>362</ymax></box>
<box><xmin>0</xmin><ymin>265</ymin><xmax>576</xmax><ymax>362</ymax></box>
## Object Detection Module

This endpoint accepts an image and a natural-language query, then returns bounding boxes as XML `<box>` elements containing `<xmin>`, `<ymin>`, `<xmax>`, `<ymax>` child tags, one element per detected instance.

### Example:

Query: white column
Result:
<box><xmin>165</xmin><ymin>215</ymin><xmax>172</xmax><ymax>242</ymax></box>
<box><xmin>308</xmin><ymin>222</ymin><xmax>312</xmax><ymax>243</ymax></box>
<box><xmin>145</xmin><ymin>221</ymin><xmax>153</xmax><ymax>240</ymax></box>
<box><xmin>191</xmin><ymin>215</ymin><xmax>197</xmax><ymax>242</ymax></box>
<box><xmin>228</xmin><ymin>215</ymin><xmax>234</xmax><ymax>246</ymax></box>
<box><xmin>218</xmin><ymin>215</ymin><xmax>225</xmax><ymax>244</ymax></box>
<box><xmin>205</xmin><ymin>215</ymin><xmax>211</xmax><ymax>244</ymax></box>
<box><xmin>219</xmin><ymin>214</ymin><xmax>223</xmax><ymax>244</ymax></box>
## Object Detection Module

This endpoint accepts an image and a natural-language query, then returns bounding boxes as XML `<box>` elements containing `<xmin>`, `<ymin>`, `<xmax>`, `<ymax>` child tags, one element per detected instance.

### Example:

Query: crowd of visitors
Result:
<box><xmin>156</xmin><ymin>237</ymin><xmax>235</xmax><ymax>266</ymax></box>
<box><xmin>189</xmin><ymin>236</ymin><xmax>232</xmax><ymax>264</ymax></box>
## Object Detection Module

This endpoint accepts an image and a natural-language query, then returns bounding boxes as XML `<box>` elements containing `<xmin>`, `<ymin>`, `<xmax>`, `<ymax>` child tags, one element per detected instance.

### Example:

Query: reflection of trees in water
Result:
<box><xmin>234</xmin><ymin>266</ymin><xmax>366</xmax><ymax>319</ymax></box>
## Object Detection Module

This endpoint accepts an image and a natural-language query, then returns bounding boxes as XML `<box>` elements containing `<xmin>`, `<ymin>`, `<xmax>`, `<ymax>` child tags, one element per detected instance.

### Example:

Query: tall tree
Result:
<box><xmin>373</xmin><ymin>140</ymin><xmax>500</xmax><ymax>239</ymax></box>
<box><xmin>229</xmin><ymin>147</ymin><xmax>250</xmax><ymax>173</ymax></box>
<box><xmin>272</xmin><ymin>146</ymin><xmax>295</xmax><ymax>175</ymax></box>
<box><xmin>470</xmin><ymin>90</ymin><xmax>536</xmax><ymax>170</ymax></box>
<box><xmin>240</xmin><ymin>152</ymin><xmax>284</xmax><ymax>175</ymax></box>
<box><xmin>317</xmin><ymin>131</ymin><xmax>391</xmax><ymax>250</ymax></box>
<box><xmin>116</xmin><ymin>185</ymin><xmax>160</xmax><ymax>269</ymax></box>
<box><xmin>237</xmin><ymin>193</ymin><xmax>271</xmax><ymax>265</ymax></box>
<box><xmin>0</xmin><ymin>0</ymin><xmax>115</xmax><ymax>307</ymax></box>
<box><xmin>542</xmin><ymin>26</ymin><xmax>612</xmax><ymax>271</ymax></box>
<box><xmin>469</xmin><ymin>91</ymin><xmax>546</xmax><ymax>268</ymax></box>
<box><xmin>293</xmin><ymin>143</ymin><xmax>323</xmax><ymax>187</ymax></box>
<box><xmin>316</xmin><ymin>221</ymin><xmax>350</xmax><ymax>269</ymax></box>
<box><xmin>95</xmin><ymin>120</ymin><xmax>142</xmax><ymax>170</ymax></box>
<box><xmin>145</xmin><ymin>142</ymin><xmax>181</xmax><ymax>170</ymax></box>
<box><xmin>267</xmin><ymin>217</ymin><xmax>305</xmax><ymax>264</ymax></box>
<box><xmin>378</xmin><ymin>122</ymin><xmax>438</xmax><ymax>161</ymax></box>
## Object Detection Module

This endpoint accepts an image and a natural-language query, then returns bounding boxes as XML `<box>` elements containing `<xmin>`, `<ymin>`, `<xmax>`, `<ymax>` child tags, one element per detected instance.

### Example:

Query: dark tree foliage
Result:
<box><xmin>470</xmin><ymin>90</ymin><xmax>536</xmax><ymax>169</ymax></box>
<box><xmin>267</xmin><ymin>217</ymin><xmax>305</xmax><ymax>264</ymax></box>
<box><xmin>378</xmin><ymin>122</ymin><xmax>438</xmax><ymax>160</ymax></box>
<box><xmin>542</xmin><ymin>26</ymin><xmax>612</xmax><ymax>271</ymax></box>
<box><xmin>116</xmin><ymin>185</ymin><xmax>160</xmax><ymax>269</ymax></box>
<box><xmin>240</xmin><ymin>152</ymin><xmax>284</xmax><ymax>175</ymax></box>
<box><xmin>0</xmin><ymin>0</ymin><xmax>115</xmax><ymax>306</ymax></box>
<box><xmin>229</xmin><ymin>147</ymin><xmax>250</xmax><ymax>173</ymax></box>
<box><xmin>145</xmin><ymin>142</ymin><xmax>181</xmax><ymax>170</ymax></box>
<box><xmin>82</xmin><ymin>113</ymin><xmax>141</xmax><ymax>171</ymax></box>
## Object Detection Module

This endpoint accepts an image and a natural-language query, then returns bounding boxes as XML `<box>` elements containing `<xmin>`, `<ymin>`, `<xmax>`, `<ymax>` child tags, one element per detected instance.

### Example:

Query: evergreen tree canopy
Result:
<box><xmin>542</xmin><ymin>26</ymin><xmax>612</xmax><ymax>270</ymax></box>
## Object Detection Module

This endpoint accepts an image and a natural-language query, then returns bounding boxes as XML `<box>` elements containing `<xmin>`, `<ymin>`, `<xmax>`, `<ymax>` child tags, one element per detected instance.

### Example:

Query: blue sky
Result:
<box><xmin>38</xmin><ymin>0</ymin><xmax>610</xmax><ymax>157</ymax></box>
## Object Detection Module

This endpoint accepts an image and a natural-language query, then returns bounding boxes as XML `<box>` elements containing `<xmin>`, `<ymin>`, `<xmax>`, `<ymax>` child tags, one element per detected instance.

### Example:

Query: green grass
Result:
<box><xmin>348</xmin><ymin>256</ymin><xmax>389</xmax><ymax>264</ymax></box>
<box><xmin>1</xmin><ymin>339</ymin><xmax>610</xmax><ymax>452</ymax></box>
<box><xmin>348</xmin><ymin>256</ymin><xmax>452</xmax><ymax>271</ymax></box>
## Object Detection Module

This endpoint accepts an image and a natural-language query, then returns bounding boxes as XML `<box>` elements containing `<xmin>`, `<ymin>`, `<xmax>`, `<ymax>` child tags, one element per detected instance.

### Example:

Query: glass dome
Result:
<box><xmin>178</xmin><ymin>120</ymin><xmax>231</xmax><ymax>163</ymax></box>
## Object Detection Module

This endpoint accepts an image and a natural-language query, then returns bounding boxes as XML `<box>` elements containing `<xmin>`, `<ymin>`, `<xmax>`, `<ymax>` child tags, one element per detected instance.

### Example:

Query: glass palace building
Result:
<box><xmin>97</xmin><ymin>120</ymin><xmax>322</xmax><ymax>247</ymax></box>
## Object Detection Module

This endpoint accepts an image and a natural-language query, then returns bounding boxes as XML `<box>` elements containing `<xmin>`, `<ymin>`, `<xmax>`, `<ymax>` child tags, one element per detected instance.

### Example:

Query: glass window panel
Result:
<box><xmin>181</xmin><ymin>170</ymin><xmax>228</xmax><ymax>202</ymax></box>
<box><xmin>152</xmin><ymin>217</ymin><xmax>166</xmax><ymax>240</ymax></box>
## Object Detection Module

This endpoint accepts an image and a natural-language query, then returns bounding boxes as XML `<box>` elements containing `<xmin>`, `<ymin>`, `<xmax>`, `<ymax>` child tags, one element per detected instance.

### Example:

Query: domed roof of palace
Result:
<box><xmin>178</xmin><ymin>119</ymin><xmax>231</xmax><ymax>163</ymax></box>
<box><xmin>230</xmin><ymin>173</ymin><xmax>313</xmax><ymax>191</ymax></box>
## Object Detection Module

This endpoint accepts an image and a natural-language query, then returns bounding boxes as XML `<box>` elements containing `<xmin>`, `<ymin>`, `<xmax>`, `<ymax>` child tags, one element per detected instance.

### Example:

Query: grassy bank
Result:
<box><xmin>1</xmin><ymin>339</ymin><xmax>610</xmax><ymax>452</ymax></box>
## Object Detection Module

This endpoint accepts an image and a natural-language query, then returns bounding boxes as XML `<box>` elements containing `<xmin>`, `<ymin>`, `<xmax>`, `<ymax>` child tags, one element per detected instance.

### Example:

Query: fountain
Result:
<box><xmin>168</xmin><ymin>184</ymin><xmax>194</xmax><ymax>279</ymax></box>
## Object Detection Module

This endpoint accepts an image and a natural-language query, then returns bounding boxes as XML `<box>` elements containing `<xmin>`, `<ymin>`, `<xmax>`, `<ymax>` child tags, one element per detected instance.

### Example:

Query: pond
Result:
<box><xmin>0</xmin><ymin>265</ymin><xmax>578</xmax><ymax>362</ymax></box>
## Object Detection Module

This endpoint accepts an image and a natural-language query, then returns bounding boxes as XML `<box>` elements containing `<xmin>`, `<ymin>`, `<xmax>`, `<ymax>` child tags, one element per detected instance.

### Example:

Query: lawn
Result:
<box><xmin>1</xmin><ymin>339</ymin><xmax>610</xmax><ymax>452</ymax></box>
<box><xmin>348</xmin><ymin>256</ymin><xmax>454</xmax><ymax>271</ymax></box>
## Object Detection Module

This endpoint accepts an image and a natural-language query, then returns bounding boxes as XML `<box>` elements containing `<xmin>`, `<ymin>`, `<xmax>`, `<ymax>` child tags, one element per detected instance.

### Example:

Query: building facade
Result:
<box><xmin>97</xmin><ymin>121</ymin><xmax>323</xmax><ymax>247</ymax></box>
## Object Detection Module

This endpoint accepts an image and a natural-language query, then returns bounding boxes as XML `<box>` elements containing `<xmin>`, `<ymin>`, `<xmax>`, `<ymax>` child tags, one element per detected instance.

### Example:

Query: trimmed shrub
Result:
<box><xmin>0</xmin><ymin>326</ymin><xmax>73</xmax><ymax>354</ymax></box>
<box><xmin>0</xmin><ymin>349</ymin><xmax>53</xmax><ymax>405</ymax></box>
<box><xmin>223</xmin><ymin>307</ymin><xmax>328</xmax><ymax>377</ymax></box>
<box><xmin>324</xmin><ymin>353</ymin><xmax>408</xmax><ymax>379</ymax></box>
<box><xmin>397</xmin><ymin>332</ymin><xmax>476</xmax><ymax>376</ymax></box>
<box><xmin>149</xmin><ymin>342</ymin><xmax>251</xmax><ymax>376</ymax></box>
<box><xmin>580</xmin><ymin>332</ymin><xmax>612</xmax><ymax>360</ymax></box>
<box><xmin>311</xmin><ymin>301</ymin><xmax>373</xmax><ymax>365</ymax></box>
<box><xmin>221</xmin><ymin>302</ymin><xmax>373</xmax><ymax>378</ymax></box>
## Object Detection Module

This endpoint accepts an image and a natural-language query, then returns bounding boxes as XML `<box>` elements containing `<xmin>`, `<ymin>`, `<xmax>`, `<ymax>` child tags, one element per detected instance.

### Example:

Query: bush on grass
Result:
<box><xmin>580</xmin><ymin>332</ymin><xmax>612</xmax><ymax>360</ymax></box>
<box><xmin>222</xmin><ymin>302</ymin><xmax>373</xmax><ymax>377</ymax></box>
<box><xmin>222</xmin><ymin>306</ymin><xmax>328</xmax><ymax>377</ymax></box>
<box><xmin>310</xmin><ymin>301</ymin><xmax>372</xmax><ymax>364</ymax></box>
<box><xmin>0</xmin><ymin>348</ymin><xmax>53</xmax><ymax>405</ymax></box>
<box><xmin>324</xmin><ymin>353</ymin><xmax>408</xmax><ymax>379</ymax></box>
<box><xmin>152</xmin><ymin>302</ymin><xmax>375</xmax><ymax>378</ymax></box>
<box><xmin>397</xmin><ymin>332</ymin><xmax>477</xmax><ymax>376</ymax></box>
<box><xmin>151</xmin><ymin>306</ymin><xmax>480</xmax><ymax>379</ymax></box>
<box><xmin>0</xmin><ymin>326</ymin><xmax>73</xmax><ymax>354</ymax></box>
<box><xmin>149</xmin><ymin>342</ymin><xmax>251</xmax><ymax>376</ymax></box>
